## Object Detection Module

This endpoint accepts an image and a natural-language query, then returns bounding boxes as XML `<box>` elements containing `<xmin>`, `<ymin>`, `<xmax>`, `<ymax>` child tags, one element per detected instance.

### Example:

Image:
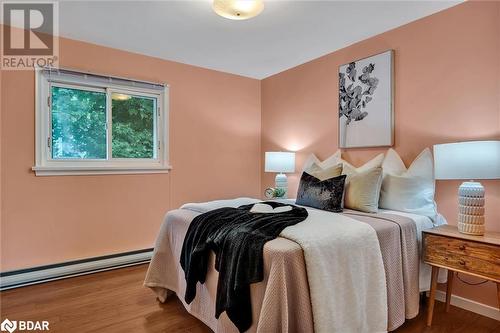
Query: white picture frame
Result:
<box><xmin>338</xmin><ymin>50</ymin><xmax>394</xmax><ymax>148</ymax></box>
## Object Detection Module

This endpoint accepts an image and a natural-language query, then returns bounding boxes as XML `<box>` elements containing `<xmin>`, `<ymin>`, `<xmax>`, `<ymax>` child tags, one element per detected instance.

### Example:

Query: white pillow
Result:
<box><xmin>340</xmin><ymin>153</ymin><xmax>385</xmax><ymax>178</ymax></box>
<box><xmin>379</xmin><ymin>148</ymin><xmax>437</xmax><ymax>220</ymax></box>
<box><xmin>303</xmin><ymin>150</ymin><xmax>384</xmax><ymax>176</ymax></box>
<box><xmin>302</xmin><ymin>154</ymin><xmax>320</xmax><ymax>171</ymax></box>
<box><xmin>307</xmin><ymin>163</ymin><xmax>343</xmax><ymax>181</ymax></box>
<box><xmin>302</xmin><ymin>151</ymin><xmax>341</xmax><ymax>172</ymax></box>
<box><xmin>319</xmin><ymin>151</ymin><xmax>342</xmax><ymax>169</ymax></box>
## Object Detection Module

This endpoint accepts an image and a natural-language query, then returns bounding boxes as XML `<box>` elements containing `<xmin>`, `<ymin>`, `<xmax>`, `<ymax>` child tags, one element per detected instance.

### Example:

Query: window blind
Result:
<box><xmin>41</xmin><ymin>67</ymin><xmax>166</xmax><ymax>91</ymax></box>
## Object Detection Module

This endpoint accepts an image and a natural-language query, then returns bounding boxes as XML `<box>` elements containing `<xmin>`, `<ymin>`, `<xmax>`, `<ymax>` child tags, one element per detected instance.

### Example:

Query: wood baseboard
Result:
<box><xmin>0</xmin><ymin>248</ymin><xmax>153</xmax><ymax>291</ymax></box>
<box><xmin>434</xmin><ymin>290</ymin><xmax>500</xmax><ymax>321</ymax></box>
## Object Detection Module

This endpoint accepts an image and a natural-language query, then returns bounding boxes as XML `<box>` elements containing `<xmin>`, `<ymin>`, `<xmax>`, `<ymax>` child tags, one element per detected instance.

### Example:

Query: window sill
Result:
<box><xmin>32</xmin><ymin>165</ymin><xmax>173</xmax><ymax>176</ymax></box>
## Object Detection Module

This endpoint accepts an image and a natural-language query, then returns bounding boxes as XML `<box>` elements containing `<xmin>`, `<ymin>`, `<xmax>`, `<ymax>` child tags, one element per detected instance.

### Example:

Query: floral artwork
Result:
<box><xmin>338</xmin><ymin>50</ymin><xmax>393</xmax><ymax>148</ymax></box>
<box><xmin>339</xmin><ymin>63</ymin><xmax>378</xmax><ymax>124</ymax></box>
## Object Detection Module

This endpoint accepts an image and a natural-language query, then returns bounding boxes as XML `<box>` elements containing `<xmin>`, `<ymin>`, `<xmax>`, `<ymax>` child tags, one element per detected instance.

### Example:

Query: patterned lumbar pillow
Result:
<box><xmin>343</xmin><ymin>167</ymin><xmax>384</xmax><ymax>213</ymax></box>
<box><xmin>296</xmin><ymin>172</ymin><xmax>347</xmax><ymax>212</ymax></box>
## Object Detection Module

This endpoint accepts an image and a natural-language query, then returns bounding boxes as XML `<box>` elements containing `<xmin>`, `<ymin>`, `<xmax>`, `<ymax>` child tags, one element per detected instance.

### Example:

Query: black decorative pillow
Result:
<box><xmin>296</xmin><ymin>172</ymin><xmax>347</xmax><ymax>212</ymax></box>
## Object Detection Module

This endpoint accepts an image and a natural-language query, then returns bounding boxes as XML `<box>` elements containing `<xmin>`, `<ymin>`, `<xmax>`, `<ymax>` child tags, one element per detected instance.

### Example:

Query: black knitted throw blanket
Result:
<box><xmin>180</xmin><ymin>201</ymin><xmax>308</xmax><ymax>332</ymax></box>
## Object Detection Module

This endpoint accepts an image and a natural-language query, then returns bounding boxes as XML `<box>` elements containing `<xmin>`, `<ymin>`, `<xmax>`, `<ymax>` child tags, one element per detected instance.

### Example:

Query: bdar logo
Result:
<box><xmin>0</xmin><ymin>319</ymin><xmax>17</xmax><ymax>333</ymax></box>
<box><xmin>0</xmin><ymin>319</ymin><xmax>49</xmax><ymax>332</ymax></box>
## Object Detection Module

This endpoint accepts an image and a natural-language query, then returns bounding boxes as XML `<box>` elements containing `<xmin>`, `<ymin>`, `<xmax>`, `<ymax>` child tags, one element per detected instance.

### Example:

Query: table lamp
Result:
<box><xmin>433</xmin><ymin>140</ymin><xmax>500</xmax><ymax>235</ymax></box>
<box><xmin>265</xmin><ymin>152</ymin><xmax>295</xmax><ymax>199</ymax></box>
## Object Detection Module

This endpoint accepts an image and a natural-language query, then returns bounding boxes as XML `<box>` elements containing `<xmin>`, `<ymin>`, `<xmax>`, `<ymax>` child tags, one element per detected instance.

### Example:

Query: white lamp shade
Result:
<box><xmin>433</xmin><ymin>140</ymin><xmax>500</xmax><ymax>180</ymax></box>
<box><xmin>265</xmin><ymin>152</ymin><xmax>295</xmax><ymax>173</ymax></box>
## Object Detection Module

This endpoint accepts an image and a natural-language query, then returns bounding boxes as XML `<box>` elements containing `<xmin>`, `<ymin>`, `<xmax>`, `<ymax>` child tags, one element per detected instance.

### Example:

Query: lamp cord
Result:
<box><xmin>455</xmin><ymin>272</ymin><xmax>489</xmax><ymax>286</ymax></box>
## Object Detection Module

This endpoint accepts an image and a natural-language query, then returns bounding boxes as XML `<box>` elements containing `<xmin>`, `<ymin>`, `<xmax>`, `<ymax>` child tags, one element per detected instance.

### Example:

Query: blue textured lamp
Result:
<box><xmin>265</xmin><ymin>152</ymin><xmax>295</xmax><ymax>199</ymax></box>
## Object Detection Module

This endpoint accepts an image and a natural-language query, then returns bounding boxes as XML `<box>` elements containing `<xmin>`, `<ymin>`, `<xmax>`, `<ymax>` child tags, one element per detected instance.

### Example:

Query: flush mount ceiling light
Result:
<box><xmin>213</xmin><ymin>0</ymin><xmax>264</xmax><ymax>20</ymax></box>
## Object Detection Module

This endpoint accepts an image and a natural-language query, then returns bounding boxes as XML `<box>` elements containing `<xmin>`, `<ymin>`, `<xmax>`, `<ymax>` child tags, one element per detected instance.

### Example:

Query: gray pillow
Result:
<box><xmin>296</xmin><ymin>172</ymin><xmax>346</xmax><ymax>213</ymax></box>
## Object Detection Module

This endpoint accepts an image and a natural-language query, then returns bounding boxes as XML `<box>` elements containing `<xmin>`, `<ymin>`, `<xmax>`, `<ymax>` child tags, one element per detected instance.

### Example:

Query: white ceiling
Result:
<box><xmin>56</xmin><ymin>1</ymin><xmax>460</xmax><ymax>79</ymax></box>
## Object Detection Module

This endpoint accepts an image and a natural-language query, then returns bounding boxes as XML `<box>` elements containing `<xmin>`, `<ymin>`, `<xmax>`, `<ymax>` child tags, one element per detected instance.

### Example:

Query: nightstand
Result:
<box><xmin>422</xmin><ymin>225</ymin><xmax>500</xmax><ymax>326</ymax></box>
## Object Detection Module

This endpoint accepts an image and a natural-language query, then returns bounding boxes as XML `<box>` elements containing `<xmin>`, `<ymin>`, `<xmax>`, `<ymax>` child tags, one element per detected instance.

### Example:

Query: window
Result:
<box><xmin>34</xmin><ymin>68</ymin><xmax>170</xmax><ymax>176</ymax></box>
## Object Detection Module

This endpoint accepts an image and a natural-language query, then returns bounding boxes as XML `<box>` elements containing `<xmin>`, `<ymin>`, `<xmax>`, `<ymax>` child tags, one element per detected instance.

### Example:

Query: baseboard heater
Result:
<box><xmin>0</xmin><ymin>248</ymin><xmax>153</xmax><ymax>291</ymax></box>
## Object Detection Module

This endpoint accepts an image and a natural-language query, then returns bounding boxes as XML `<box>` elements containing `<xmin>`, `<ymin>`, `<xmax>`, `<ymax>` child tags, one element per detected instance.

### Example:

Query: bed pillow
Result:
<box><xmin>307</xmin><ymin>162</ymin><xmax>343</xmax><ymax>181</ymax></box>
<box><xmin>340</xmin><ymin>153</ymin><xmax>385</xmax><ymax>178</ymax></box>
<box><xmin>303</xmin><ymin>151</ymin><xmax>383</xmax><ymax>175</ymax></box>
<box><xmin>302</xmin><ymin>151</ymin><xmax>341</xmax><ymax>172</ymax></box>
<box><xmin>302</xmin><ymin>154</ymin><xmax>321</xmax><ymax>171</ymax></box>
<box><xmin>344</xmin><ymin>167</ymin><xmax>383</xmax><ymax>213</ymax></box>
<box><xmin>379</xmin><ymin>148</ymin><xmax>437</xmax><ymax>220</ymax></box>
<box><xmin>337</xmin><ymin>153</ymin><xmax>384</xmax><ymax>213</ymax></box>
<box><xmin>316</xmin><ymin>151</ymin><xmax>342</xmax><ymax>169</ymax></box>
<box><xmin>296</xmin><ymin>172</ymin><xmax>346</xmax><ymax>213</ymax></box>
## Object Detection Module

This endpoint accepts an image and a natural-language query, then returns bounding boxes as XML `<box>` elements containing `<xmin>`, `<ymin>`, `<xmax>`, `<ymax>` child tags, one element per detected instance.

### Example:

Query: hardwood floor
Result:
<box><xmin>1</xmin><ymin>264</ymin><xmax>498</xmax><ymax>332</ymax></box>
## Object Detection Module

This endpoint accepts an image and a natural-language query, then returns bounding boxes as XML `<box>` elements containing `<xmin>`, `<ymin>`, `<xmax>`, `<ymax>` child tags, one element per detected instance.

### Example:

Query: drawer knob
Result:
<box><xmin>459</xmin><ymin>245</ymin><xmax>466</xmax><ymax>251</ymax></box>
<box><xmin>459</xmin><ymin>260</ymin><xmax>466</xmax><ymax>266</ymax></box>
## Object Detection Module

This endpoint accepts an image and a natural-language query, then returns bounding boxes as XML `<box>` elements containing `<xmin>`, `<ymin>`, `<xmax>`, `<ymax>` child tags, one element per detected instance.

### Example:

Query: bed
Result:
<box><xmin>144</xmin><ymin>197</ymin><xmax>447</xmax><ymax>332</ymax></box>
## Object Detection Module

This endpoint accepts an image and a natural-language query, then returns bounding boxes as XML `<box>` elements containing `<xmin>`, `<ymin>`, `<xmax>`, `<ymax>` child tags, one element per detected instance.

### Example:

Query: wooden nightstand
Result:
<box><xmin>422</xmin><ymin>225</ymin><xmax>500</xmax><ymax>326</ymax></box>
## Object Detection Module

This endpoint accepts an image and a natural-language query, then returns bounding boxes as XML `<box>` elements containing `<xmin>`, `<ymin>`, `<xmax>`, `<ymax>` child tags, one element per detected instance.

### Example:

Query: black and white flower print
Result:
<box><xmin>339</xmin><ymin>62</ymin><xmax>379</xmax><ymax>125</ymax></box>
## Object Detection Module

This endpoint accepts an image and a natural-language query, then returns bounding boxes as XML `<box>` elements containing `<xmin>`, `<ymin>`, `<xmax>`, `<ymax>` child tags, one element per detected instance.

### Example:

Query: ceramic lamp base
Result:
<box><xmin>275</xmin><ymin>173</ymin><xmax>288</xmax><ymax>199</ymax></box>
<box><xmin>457</xmin><ymin>181</ymin><xmax>485</xmax><ymax>236</ymax></box>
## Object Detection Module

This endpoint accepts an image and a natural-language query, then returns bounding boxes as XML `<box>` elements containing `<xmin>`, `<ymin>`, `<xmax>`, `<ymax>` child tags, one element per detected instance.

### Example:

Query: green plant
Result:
<box><xmin>273</xmin><ymin>188</ymin><xmax>286</xmax><ymax>198</ymax></box>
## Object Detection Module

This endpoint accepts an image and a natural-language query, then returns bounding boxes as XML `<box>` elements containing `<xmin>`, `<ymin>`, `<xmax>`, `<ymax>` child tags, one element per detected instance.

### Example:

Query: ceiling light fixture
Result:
<box><xmin>213</xmin><ymin>0</ymin><xmax>264</xmax><ymax>20</ymax></box>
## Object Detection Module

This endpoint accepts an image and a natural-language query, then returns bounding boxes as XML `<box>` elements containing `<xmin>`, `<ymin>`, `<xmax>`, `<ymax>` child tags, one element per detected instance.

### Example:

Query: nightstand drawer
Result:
<box><xmin>423</xmin><ymin>234</ymin><xmax>500</xmax><ymax>281</ymax></box>
<box><xmin>424</xmin><ymin>249</ymin><xmax>500</xmax><ymax>281</ymax></box>
<box><xmin>424</xmin><ymin>234</ymin><xmax>500</xmax><ymax>264</ymax></box>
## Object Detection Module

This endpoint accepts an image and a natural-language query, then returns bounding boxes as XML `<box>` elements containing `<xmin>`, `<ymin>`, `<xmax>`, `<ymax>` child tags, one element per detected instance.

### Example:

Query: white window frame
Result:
<box><xmin>33</xmin><ymin>67</ymin><xmax>171</xmax><ymax>176</ymax></box>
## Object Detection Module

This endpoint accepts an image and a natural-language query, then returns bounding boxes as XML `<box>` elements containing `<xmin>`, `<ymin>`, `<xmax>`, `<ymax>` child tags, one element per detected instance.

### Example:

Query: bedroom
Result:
<box><xmin>0</xmin><ymin>0</ymin><xmax>499</xmax><ymax>332</ymax></box>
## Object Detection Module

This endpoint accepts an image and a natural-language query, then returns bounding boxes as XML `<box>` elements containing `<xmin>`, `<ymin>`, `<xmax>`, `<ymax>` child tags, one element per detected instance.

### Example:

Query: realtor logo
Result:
<box><xmin>0</xmin><ymin>319</ymin><xmax>17</xmax><ymax>333</ymax></box>
<box><xmin>1</xmin><ymin>1</ymin><xmax>59</xmax><ymax>70</ymax></box>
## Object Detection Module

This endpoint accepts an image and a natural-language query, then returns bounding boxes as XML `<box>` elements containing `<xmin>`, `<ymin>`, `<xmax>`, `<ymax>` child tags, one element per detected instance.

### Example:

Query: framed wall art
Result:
<box><xmin>338</xmin><ymin>50</ymin><xmax>394</xmax><ymax>148</ymax></box>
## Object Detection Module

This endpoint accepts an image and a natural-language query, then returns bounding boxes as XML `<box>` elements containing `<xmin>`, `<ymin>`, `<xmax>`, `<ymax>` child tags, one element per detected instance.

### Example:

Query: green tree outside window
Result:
<box><xmin>51</xmin><ymin>87</ymin><xmax>156</xmax><ymax>160</ymax></box>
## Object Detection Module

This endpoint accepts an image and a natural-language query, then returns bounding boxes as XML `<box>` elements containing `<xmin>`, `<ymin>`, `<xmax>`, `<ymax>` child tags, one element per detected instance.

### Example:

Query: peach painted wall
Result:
<box><xmin>0</xmin><ymin>35</ymin><xmax>261</xmax><ymax>271</ymax></box>
<box><xmin>261</xmin><ymin>1</ymin><xmax>500</xmax><ymax>307</ymax></box>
